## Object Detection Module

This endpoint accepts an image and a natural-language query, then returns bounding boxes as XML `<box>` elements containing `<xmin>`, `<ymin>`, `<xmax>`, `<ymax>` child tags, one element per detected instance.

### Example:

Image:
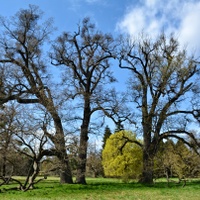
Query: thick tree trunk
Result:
<box><xmin>46</xmin><ymin>108</ymin><xmax>73</xmax><ymax>184</ymax></box>
<box><xmin>76</xmin><ymin>131</ymin><xmax>88</xmax><ymax>184</ymax></box>
<box><xmin>139</xmin><ymin>87</ymin><xmax>154</xmax><ymax>184</ymax></box>
<box><xmin>58</xmin><ymin>153</ymin><xmax>73</xmax><ymax>184</ymax></box>
<box><xmin>139</xmin><ymin>121</ymin><xmax>155</xmax><ymax>184</ymax></box>
<box><xmin>76</xmin><ymin>98</ymin><xmax>90</xmax><ymax>184</ymax></box>
<box><xmin>139</xmin><ymin>150</ymin><xmax>154</xmax><ymax>184</ymax></box>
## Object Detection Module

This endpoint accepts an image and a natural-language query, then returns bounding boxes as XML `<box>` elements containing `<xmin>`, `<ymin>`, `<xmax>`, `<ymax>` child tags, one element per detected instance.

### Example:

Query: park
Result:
<box><xmin>0</xmin><ymin>2</ymin><xmax>200</xmax><ymax>199</ymax></box>
<box><xmin>0</xmin><ymin>177</ymin><xmax>200</xmax><ymax>199</ymax></box>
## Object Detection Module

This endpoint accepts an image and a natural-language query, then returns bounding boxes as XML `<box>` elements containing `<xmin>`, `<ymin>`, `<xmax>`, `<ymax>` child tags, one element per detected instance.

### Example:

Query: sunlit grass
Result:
<box><xmin>0</xmin><ymin>177</ymin><xmax>200</xmax><ymax>200</ymax></box>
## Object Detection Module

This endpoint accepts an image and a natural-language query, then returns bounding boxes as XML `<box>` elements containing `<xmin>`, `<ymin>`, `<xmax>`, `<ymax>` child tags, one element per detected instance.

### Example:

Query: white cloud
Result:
<box><xmin>116</xmin><ymin>0</ymin><xmax>200</xmax><ymax>55</ymax></box>
<box><xmin>145</xmin><ymin>0</ymin><xmax>157</xmax><ymax>7</ymax></box>
<box><xmin>179</xmin><ymin>2</ymin><xmax>200</xmax><ymax>52</ymax></box>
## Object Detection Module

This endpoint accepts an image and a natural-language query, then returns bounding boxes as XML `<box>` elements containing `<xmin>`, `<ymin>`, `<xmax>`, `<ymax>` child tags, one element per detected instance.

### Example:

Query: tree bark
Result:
<box><xmin>139</xmin><ymin>120</ymin><xmax>155</xmax><ymax>184</ymax></box>
<box><xmin>2</xmin><ymin>155</ymin><xmax>6</xmax><ymax>176</ymax></box>
<box><xmin>57</xmin><ymin>152</ymin><xmax>73</xmax><ymax>184</ymax></box>
<box><xmin>139</xmin><ymin>149</ymin><xmax>154</xmax><ymax>184</ymax></box>
<box><xmin>76</xmin><ymin>98</ymin><xmax>90</xmax><ymax>184</ymax></box>
<box><xmin>27</xmin><ymin>160</ymin><xmax>40</xmax><ymax>190</ymax></box>
<box><xmin>76</xmin><ymin>131</ymin><xmax>88</xmax><ymax>184</ymax></box>
<box><xmin>42</xmin><ymin>95</ymin><xmax>73</xmax><ymax>184</ymax></box>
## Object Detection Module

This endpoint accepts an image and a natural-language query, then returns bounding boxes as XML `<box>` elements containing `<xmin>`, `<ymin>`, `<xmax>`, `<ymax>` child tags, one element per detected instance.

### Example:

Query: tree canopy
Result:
<box><xmin>102</xmin><ymin>130</ymin><xmax>142</xmax><ymax>180</ymax></box>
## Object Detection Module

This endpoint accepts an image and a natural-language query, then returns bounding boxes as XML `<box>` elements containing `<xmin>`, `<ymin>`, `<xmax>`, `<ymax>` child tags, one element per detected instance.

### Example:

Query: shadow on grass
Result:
<box><xmin>86</xmin><ymin>178</ymin><xmax>200</xmax><ymax>189</ymax></box>
<box><xmin>36</xmin><ymin>178</ymin><xmax>200</xmax><ymax>192</ymax></box>
<box><xmin>1</xmin><ymin>178</ymin><xmax>200</xmax><ymax>195</ymax></box>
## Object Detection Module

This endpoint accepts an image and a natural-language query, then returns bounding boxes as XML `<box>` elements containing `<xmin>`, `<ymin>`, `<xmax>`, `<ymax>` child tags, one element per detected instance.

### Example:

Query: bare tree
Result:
<box><xmin>0</xmin><ymin>104</ymin><xmax>18</xmax><ymax>176</ymax></box>
<box><xmin>0</xmin><ymin>107</ymin><xmax>53</xmax><ymax>191</ymax></box>
<box><xmin>0</xmin><ymin>5</ymin><xmax>73</xmax><ymax>183</ymax></box>
<box><xmin>51</xmin><ymin>18</ymin><xmax>116</xmax><ymax>184</ymax></box>
<box><xmin>13</xmin><ymin>110</ymin><xmax>56</xmax><ymax>191</ymax></box>
<box><xmin>86</xmin><ymin>142</ymin><xmax>103</xmax><ymax>178</ymax></box>
<box><xmin>119</xmin><ymin>33</ymin><xmax>200</xmax><ymax>184</ymax></box>
<box><xmin>96</xmin><ymin>89</ymin><xmax>134</xmax><ymax>131</ymax></box>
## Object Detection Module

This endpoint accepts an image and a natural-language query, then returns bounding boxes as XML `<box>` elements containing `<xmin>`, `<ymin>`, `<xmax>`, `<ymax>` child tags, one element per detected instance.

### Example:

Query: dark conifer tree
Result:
<box><xmin>102</xmin><ymin>125</ymin><xmax>112</xmax><ymax>149</ymax></box>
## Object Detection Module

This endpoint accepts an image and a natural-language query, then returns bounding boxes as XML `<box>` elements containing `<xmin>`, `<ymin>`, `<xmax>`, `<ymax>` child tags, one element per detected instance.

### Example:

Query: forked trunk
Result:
<box><xmin>26</xmin><ymin>160</ymin><xmax>40</xmax><ymax>190</ymax></box>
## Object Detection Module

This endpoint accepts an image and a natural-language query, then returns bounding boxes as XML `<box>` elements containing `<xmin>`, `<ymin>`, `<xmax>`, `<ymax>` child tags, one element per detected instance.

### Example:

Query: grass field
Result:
<box><xmin>0</xmin><ymin>177</ymin><xmax>200</xmax><ymax>200</ymax></box>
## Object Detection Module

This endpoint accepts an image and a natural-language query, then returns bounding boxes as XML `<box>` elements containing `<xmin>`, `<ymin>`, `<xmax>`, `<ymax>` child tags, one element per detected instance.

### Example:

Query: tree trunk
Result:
<box><xmin>76</xmin><ymin>98</ymin><xmax>90</xmax><ymax>184</ymax></box>
<box><xmin>45</xmin><ymin>105</ymin><xmax>73</xmax><ymax>184</ymax></box>
<box><xmin>2</xmin><ymin>155</ymin><xmax>6</xmax><ymax>176</ymax></box>
<box><xmin>58</xmin><ymin>153</ymin><xmax>73</xmax><ymax>184</ymax></box>
<box><xmin>139</xmin><ymin>149</ymin><xmax>154</xmax><ymax>184</ymax></box>
<box><xmin>27</xmin><ymin>160</ymin><xmax>40</xmax><ymax>190</ymax></box>
<box><xmin>140</xmin><ymin>115</ymin><xmax>155</xmax><ymax>184</ymax></box>
<box><xmin>76</xmin><ymin>132</ymin><xmax>88</xmax><ymax>184</ymax></box>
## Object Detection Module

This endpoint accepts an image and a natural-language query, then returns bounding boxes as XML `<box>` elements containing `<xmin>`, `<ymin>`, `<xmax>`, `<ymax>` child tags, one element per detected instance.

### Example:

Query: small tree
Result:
<box><xmin>14</xmin><ymin>129</ymin><xmax>48</xmax><ymax>191</ymax></box>
<box><xmin>102</xmin><ymin>130</ymin><xmax>142</xmax><ymax>181</ymax></box>
<box><xmin>155</xmin><ymin>139</ymin><xmax>200</xmax><ymax>184</ymax></box>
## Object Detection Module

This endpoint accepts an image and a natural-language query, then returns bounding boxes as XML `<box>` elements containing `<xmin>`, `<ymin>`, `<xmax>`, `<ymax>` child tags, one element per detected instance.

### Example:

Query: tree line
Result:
<box><xmin>0</xmin><ymin>5</ymin><xmax>200</xmax><ymax>189</ymax></box>
<box><xmin>102</xmin><ymin>129</ymin><xmax>200</xmax><ymax>183</ymax></box>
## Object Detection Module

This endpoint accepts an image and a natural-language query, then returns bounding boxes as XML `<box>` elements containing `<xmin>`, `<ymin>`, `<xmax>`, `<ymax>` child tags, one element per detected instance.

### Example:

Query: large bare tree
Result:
<box><xmin>119</xmin><ymin>33</ymin><xmax>200</xmax><ymax>184</ymax></box>
<box><xmin>0</xmin><ymin>5</ymin><xmax>73</xmax><ymax>183</ymax></box>
<box><xmin>51</xmin><ymin>18</ymin><xmax>116</xmax><ymax>184</ymax></box>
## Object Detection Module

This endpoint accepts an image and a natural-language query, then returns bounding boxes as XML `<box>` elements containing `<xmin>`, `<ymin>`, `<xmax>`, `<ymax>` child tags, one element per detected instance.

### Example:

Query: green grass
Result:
<box><xmin>0</xmin><ymin>177</ymin><xmax>200</xmax><ymax>200</ymax></box>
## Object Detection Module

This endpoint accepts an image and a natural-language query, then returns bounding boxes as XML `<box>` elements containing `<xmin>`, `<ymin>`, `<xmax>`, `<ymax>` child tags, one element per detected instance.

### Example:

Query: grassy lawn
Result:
<box><xmin>0</xmin><ymin>177</ymin><xmax>200</xmax><ymax>200</ymax></box>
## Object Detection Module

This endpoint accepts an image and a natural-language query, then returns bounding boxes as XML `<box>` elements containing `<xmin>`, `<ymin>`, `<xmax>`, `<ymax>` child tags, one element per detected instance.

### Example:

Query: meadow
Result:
<box><xmin>0</xmin><ymin>177</ymin><xmax>200</xmax><ymax>200</ymax></box>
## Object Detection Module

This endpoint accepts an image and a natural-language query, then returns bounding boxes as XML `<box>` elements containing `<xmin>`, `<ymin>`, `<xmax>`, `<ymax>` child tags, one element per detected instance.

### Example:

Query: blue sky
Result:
<box><xmin>1</xmin><ymin>0</ymin><xmax>200</xmax><ymax>111</ymax></box>
<box><xmin>0</xmin><ymin>0</ymin><xmax>200</xmax><ymax>147</ymax></box>
<box><xmin>1</xmin><ymin>0</ymin><xmax>199</xmax><ymax>42</ymax></box>
<box><xmin>0</xmin><ymin>0</ymin><xmax>200</xmax><ymax>53</ymax></box>
<box><xmin>0</xmin><ymin>0</ymin><xmax>129</xmax><ymax>33</ymax></box>
<box><xmin>1</xmin><ymin>0</ymin><xmax>200</xmax><ymax>102</ymax></box>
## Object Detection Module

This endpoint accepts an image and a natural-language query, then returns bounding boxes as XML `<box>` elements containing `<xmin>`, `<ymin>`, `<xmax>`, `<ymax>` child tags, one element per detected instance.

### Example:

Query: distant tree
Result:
<box><xmin>102</xmin><ymin>130</ymin><xmax>142</xmax><ymax>181</ymax></box>
<box><xmin>119</xmin><ymin>33</ymin><xmax>200</xmax><ymax>184</ymax></box>
<box><xmin>0</xmin><ymin>5</ymin><xmax>73</xmax><ymax>183</ymax></box>
<box><xmin>155</xmin><ymin>139</ymin><xmax>200</xmax><ymax>183</ymax></box>
<box><xmin>0</xmin><ymin>104</ymin><xmax>18</xmax><ymax>176</ymax></box>
<box><xmin>0</xmin><ymin>105</ymin><xmax>32</xmax><ymax>177</ymax></box>
<box><xmin>86</xmin><ymin>143</ymin><xmax>103</xmax><ymax>178</ymax></box>
<box><xmin>173</xmin><ymin>140</ymin><xmax>200</xmax><ymax>179</ymax></box>
<box><xmin>51</xmin><ymin>18</ymin><xmax>116</xmax><ymax>184</ymax></box>
<box><xmin>102</xmin><ymin>125</ymin><xmax>112</xmax><ymax>149</ymax></box>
